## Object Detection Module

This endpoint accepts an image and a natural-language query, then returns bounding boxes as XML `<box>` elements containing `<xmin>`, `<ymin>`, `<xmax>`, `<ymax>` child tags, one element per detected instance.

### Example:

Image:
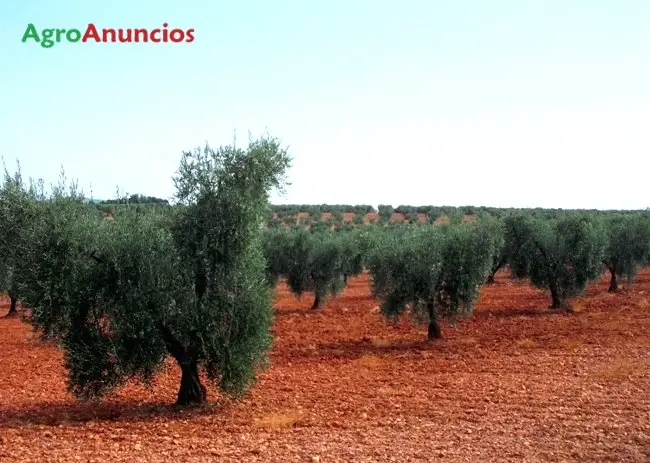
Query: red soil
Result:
<box><xmin>1</xmin><ymin>271</ymin><xmax>650</xmax><ymax>462</ymax></box>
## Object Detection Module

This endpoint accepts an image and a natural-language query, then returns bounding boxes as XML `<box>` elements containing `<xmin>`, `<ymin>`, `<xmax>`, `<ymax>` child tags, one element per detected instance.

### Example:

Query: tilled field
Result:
<box><xmin>1</xmin><ymin>270</ymin><xmax>649</xmax><ymax>462</ymax></box>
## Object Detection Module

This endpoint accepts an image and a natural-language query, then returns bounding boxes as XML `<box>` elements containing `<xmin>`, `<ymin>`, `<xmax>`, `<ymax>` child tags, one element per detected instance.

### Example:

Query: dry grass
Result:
<box><xmin>252</xmin><ymin>411</ymin><xmax>304</xmax><ymax>429</ymax></box>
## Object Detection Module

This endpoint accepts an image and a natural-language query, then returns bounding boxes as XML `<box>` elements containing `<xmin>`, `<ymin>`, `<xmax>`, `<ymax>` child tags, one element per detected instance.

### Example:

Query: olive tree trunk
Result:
<box><xmin>426</xmin><ymin>301</ymin><xmax>441</xmax><ymax>340</ymax></box>
<box><xmin>549</xmin><ymin>280</ymin><xmax>571</xmax><ymax>312</ymax></box>
<box><xmin>608</xmin><ymin>267</ymin><xmax>618</xmax><ymax>293</ymax></box>
<box><xmin>177</xmin><ymin>360</ymin><xmax>207</xmax><ymax>406</ymax></box>
<box><xmin>7</xmin><ymin>296</ymin><xmax>17</xmax><ymax>316</ymax></box>
<box><xmin>160</xmin><ymin>324</ymin><xmax>207</xmax><ymax>405</ymax></box>
<box><xmin>310</xmin><ymin>293</ymin><xmax>321</xmax><ymax>311</ymax></box>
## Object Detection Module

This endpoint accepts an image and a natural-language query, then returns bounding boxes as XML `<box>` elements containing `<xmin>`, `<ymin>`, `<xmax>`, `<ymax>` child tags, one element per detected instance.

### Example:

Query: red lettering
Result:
<box><xmin>150</xmin><ymin>29</ymin><xmax>161</xmax><ymax>42</ymax></box>
<box><xmin>162</xmin><ymin>22</ymin><xmax>169</xmax><ymax>42</ymax></box>
<box><xmin>82</xmin><ymin>23</ymin><xmax>101</xmax><ymax>42</ymax></box>
<box><xmin>185</xmin><ymin>29</ymin><xmax>195</xmax><ymax>42</ymax></box>
<box><xmin>102</xmin><ymin>28</ymin><xmax>116</xmax><ymax>42</ymax></box>
<box><xmin>118</xmin><ymin>29</ymin><xmax>132</xmax><ymax>43</ymax></box>
<box><xmin>134</xmin><ymin>29</ymin><xmax>148</xmax><ymax>42</ymax></box>
<box><xmin>169</xmin><ymin>29</ymin><xmax>184</xmax><ymax>42</ymax></box>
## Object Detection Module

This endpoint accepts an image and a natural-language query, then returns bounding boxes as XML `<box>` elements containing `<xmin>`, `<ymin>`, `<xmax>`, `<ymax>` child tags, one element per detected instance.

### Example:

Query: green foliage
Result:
<box><xmin>100</xmin><ymin>193</ymin><xmax>169</xmax><ymax>205</ymax></box>
<box><xmin>509</xmin><ymin>214</ymin><xmax>606</xmax><ymax>309</ymax></box>
<box><xmin>487</xmin><ymin>214</ymin><xmax>539</xmax><ymax>282</ymax></box>
<box><xmin>367</xmin><ymin>219</ymin><xmax>503</xmax><ymax>340</ymax></box>
<box><xmin>337</xmin><ymin>228</ymin><xmax>369</xmax><ymax>281</ymax></box>
<box><xmin>310</xmin><ymin>220</ymin><xmax>331</xmax><ymax>234</ymax></box>
<box><xmin>268</xmin><ymin>229</ymin><xmax>348</xmax><ymax>310</ymax></box>
<box><xmin>601</xmin><ymin>214</ymin><xmax>650</xmax><ymax>291</ymax></box>
<box><xmin>261</xmin><ymin>228</ymin><xmax>291</xmax><ymax>287</ymax></box>
<box><xmin>331</xmin><ymin>210</ymin><xmax>344</xmax><ymax>225</ymax></box>
<box><xmin>0</xmin><ymin>161</ymin><xmax>44</xmax><ymax>309</ymax></box>
<box><xmin>378</xmin><ymin>204</ymin><xmax>393</xmax><ymax>222</ymax></box>
<box><xmin>405</xmin><ymin>211</ymin><xmax>418</xmax><ymax>224</ymax></box>
<box><xmin>14</xmin><ymin>135</ymin><xmax>291</xmax><ymax>405</ymax></box>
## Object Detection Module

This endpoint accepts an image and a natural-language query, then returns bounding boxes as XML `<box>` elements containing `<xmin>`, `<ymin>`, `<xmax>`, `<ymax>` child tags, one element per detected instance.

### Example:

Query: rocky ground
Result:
<box><xmin>1</xmin><ymin>270</ymin><xmax>649</xmax><ymax>462</ymax></box>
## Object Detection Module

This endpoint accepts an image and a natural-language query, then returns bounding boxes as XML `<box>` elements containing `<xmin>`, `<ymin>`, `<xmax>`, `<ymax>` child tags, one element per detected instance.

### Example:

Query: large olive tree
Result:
<box><xmin>15</xmin><ymin>135</ymin><xmax>291</xmax><ymax>406</ymax></box>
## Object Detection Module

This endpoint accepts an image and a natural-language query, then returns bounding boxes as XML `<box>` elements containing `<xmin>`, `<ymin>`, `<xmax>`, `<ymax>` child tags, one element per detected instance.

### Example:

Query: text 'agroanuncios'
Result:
<box><xmin>22</xmin><ymin>23</ymin><xmax>195</xmax><ymax>48</ymax></box>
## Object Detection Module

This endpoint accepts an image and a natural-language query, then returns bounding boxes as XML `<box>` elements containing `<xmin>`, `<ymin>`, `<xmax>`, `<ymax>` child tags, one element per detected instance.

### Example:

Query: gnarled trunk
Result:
<box><xmin>608</xmin><ymin>267</ymin><xmax>618</xmax><ymax>293</ymax></box>
<box><xmin>426</xmin><ymin>301</ymin><xmax>441</xmax><ymax>340</ymax></box>
<box><xmin>550</xmin><ymin>286</ymin><xmax>562</xmax><ymax>309</ymax></box>
<box><xmin>310</xmin><ymin>294</ymin><xmax>321</xmax><ymax>311</ymax></box>
<box><xmin>549</xmin><ymin>282</ymin><xmax>571</xmax><ymax>312</ymax></box>
<box><xmin>160</xmin><ymin>323</ymin><xmax>207</xmax><ymax>406</ymax></box>
<box><xmin>486</xmin><ymin>259</ymin><xmax>505</xmax><ymax>284</ymax></box>
<box><xmin>177</xmin><ymin>360</ymin><xmax>206</xmax><ymax>405</ymax></box>
<box><xmin>7</xmin><ymin>296</ymin><xmax>17</xmax><ymax>316</ymax></box>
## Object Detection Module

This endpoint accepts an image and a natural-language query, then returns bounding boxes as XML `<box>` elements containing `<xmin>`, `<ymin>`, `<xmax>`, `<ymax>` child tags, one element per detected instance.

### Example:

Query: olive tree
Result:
<box><xmin>0</xmin><ymin>162</ymin><xmax>43</xmax><ymax>316</ymax></box>
<box><xmin>281</xmin><ymin>229</ymin><xmax>347</xmax><ymax>311</ymax></box>
<box><xmin>367</xmin><ymin>220</ymin><xmax>503</xmax><ymax>340</ymax></box>
<box><xmin>601</xmin><ymin>214</ymin><xmax>650</xmax><ymax>292</ymax></box>
<box><xmin>509</xmin><ymin>213</ymin><xmax>606</xmax><ymax>310</ymax></box>
<box><xmin>261</xmin><ymin>227</ymin><xmax>291</xmax><ymax>287</ymax></box>
<box><xmin>486</xmin><ymin>214</ymin><xmax>537</xmax><ymax>284</ymax></box>
<box><xmin>15</xmin><ymin>135</ymin><xmax>291</xmax><ymax>406</ymax></box>
<box><xmin>338</xmin><ymin>229</ymin><xmax>368</xmax><ymax>285</ymax></box>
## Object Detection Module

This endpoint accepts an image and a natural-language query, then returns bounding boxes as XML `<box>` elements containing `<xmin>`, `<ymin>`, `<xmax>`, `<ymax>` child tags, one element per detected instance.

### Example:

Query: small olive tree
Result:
<box><xmin>261</xmin><ymin>227</ymin><xmax>291</xmax><ymax>287</ymax></box>
<box><xmin>508</xmin><ymin>213</ymin><xmax>606</xmax><ymax>310</ymax></box>
<box><xmin>338</xmin><ymin>229</ymin><xmax>370</xmax><ymax>284</ymax></box>
<box><xmin>367</xmin><ymin>220</ymin><xmax>503</xmax><ymax>340</ymax></box>
<box><xmin>601</xmin><ymin>214</ymin><xmax>650</xmax><ymax>292</ymax></box>
<box><xmin>280</xmin><ymin>229</ymin><xmax>347</xmax><ymax>311</ymax></box>
<box><xmin>486</xmin><ymin>214</ymin><xmax>537</xmax><ymax>284</ymax></box>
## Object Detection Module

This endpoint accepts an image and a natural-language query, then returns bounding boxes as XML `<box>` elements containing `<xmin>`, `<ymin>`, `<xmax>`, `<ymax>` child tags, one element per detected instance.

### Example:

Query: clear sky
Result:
<box><xmin>1</xmin><ymin>1</ymin><xmax>649</xmax><ymax>209</ymax></box>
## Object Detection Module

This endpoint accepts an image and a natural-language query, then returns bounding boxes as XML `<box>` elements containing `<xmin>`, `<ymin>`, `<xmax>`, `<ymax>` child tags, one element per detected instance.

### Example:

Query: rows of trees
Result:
<box><xmin>1</xmin><ymin>141</ymin><xmax>649</xmax><ymax>407</ymax></box>
<box><xmin>260</xmin><ymin>210</ymin><xmax>650</xmax><ymax>339</ymax></box>
<box><xmin>266</xmin><ymin>203</ymin><xmax>650</xmax><ymax>230</ymax></box>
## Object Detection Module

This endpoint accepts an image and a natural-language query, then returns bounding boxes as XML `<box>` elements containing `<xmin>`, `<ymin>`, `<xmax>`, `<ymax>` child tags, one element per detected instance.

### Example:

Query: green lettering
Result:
<box><xmin>66</xmin><ymin>29</ymin><xmax>81</xmax><ymax>42</ymax></box>
<box><xmin>21</xmin><ymin>23</ymin><xmax>40</xmax><ymax>43</ymax></box>
<box><xmin>41</xmin><ymin>28</ymin><xmax>55</xmax><ymax>48</ymax></box>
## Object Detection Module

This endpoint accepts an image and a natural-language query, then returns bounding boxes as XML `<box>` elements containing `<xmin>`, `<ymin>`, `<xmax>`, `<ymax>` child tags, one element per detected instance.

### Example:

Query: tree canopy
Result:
<box><xmin>367</xmin><ymin>219</ymin><xmax>503</xmax><ymax>340</ymax></box>
<box><xmin>12</xmin><ymin>135</ymin><xmax>291</xmax><ymax>405</ymax></box>
<box><xmin>508</xmin><ymin>214</ymin><xmax>607</xmax><ymax>310</ymax></box>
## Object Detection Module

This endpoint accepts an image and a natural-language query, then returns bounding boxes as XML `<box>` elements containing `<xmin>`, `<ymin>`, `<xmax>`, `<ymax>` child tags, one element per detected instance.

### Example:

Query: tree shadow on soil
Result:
<box><xmin>0</xmin><ymin>400</ymin><xmax>230</xmax><ymax>427</ymax></box>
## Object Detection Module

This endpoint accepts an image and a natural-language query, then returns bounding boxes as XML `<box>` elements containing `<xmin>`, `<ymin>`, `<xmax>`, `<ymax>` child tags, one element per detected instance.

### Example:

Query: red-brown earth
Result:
<box><xmin>1</xmin><ymin>270</ymin><xmax>649</xmax><ymax>462</ymax></box>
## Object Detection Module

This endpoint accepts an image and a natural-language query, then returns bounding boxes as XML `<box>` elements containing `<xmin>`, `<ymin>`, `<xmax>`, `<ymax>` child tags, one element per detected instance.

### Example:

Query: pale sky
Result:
<box><xmin>1</xmin><ymin>1</ymin><xmax>649</xmax><ymax>209</ymax></box>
